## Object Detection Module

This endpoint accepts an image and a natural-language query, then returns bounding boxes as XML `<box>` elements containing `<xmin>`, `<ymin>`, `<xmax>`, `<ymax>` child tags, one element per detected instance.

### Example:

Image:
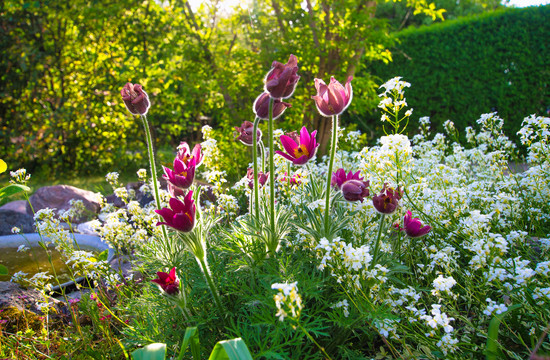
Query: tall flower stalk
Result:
<box><xmin>324</xmin><ymin>115</ymin><xmax>338</xmax><ymax>233</ymax></box>
<box><xmin>252</xmin><ymin>117</ymin><xmax>261</xmax><ymax>220</ymax></box>
<box><xmin>268</xmin><ymin>98</ymin><xmax>276</xmax><ymax>241</ymax></box>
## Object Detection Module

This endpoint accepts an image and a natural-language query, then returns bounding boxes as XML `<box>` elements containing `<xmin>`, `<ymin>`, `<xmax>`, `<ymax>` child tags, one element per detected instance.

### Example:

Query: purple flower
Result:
<box><xmin>121</xmin><ymin>83</ymin><xmax>150</xmax><ymax>115</ymax></box>
<box><xmin>163</xmin><ymin>157</ymin><xmax>196</xmax><ymax>190</ymax></box>
<box><xmin>341</xmin><ymin>179</ymin><xmax>370</xmax><ymax>202</ymax></box>
<box><xmin>247</xmin><ymin>168</ymin><xmax>268</xmax><ymax>189</ymax></box>
<box><xmin>332</xmin><ymin>168</ymin><xmax>363</xmax><ymax>190</ymax></box>
<box><xmin>275</xmin><ymin>127</ymin><xmax>319</xmax><ymax>166</ymax></box>
<box><xmin>167</xmin><ymin>182</ymin><xmax>186</xmax><ymax>198</ymax></box>
<box><xmin>235</xmin><ymin>121</ymin><xmax>262</xmax><ymax>146</ymax></box>
<box><xmin>312</xmin><ymin>76</ymin><xmax>353</xmax><ymax>117</ymax></box>
<box><xmin>253</xmin><ymin>92</ymin><xmax>291</xmax><ymax>120</ymax></box>
<box><xmin>264</xmin><ymin>54</ymin><xmax>300</xmax><ymax>99</ymax></box>
<box><xmin>177</xmin><ymin>142</ymin><xmax>202</xmax><ymax>167</ymax></box>
<box><xmin>403</xmin><ymin>211</ymin><xmax>432</xmax><ymax>238</ymax></box>
<box><xmin>372</xmin><ymin>184</ymin><xmax>403</xmax><ymax>214</ymax></box>
<box><xmin>151</xmin><ymin>267</ymin><xmax>180</xmax><ymax>295</ymax></box>
<box><xmin>155</xmin><ymin>192</ymin><xmax>196</xmax><ymax>233</ymax></box>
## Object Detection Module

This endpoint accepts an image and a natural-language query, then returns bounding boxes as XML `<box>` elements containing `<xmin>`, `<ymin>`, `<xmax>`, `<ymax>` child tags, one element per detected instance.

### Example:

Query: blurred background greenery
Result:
<box><xmin>0</xmin><ymin>0</ymin><xmax>547</xmax><ymax>186</ymax></box>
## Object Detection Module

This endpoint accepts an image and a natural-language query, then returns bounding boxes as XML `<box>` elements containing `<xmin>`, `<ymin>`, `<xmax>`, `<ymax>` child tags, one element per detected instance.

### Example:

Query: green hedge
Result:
<box><xmin>368</xmin><ymin>5</ymin><xmax>550</xmax><ymax>137</ymax></box>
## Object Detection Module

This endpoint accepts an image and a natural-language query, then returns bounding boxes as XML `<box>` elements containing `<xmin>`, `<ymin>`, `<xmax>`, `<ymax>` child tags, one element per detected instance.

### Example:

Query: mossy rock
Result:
<box><xmin>0</xmin><ymin>306</ymin><xmax>44</xmax><ymax>333</ymax></box>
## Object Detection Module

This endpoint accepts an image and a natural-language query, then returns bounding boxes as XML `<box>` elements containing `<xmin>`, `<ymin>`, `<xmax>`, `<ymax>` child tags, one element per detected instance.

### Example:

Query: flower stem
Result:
<box><xmin>252</xmin><ymin>117</ymin><xmax>261</xmax><ymax>220</ymax></box>
<box><xmin>298</xmin><ymin>323</ymin><xmax>333</xmax><ymax>360</ymax></box>
<box><xmin>324</xmin><ymin>115</ymin><xmax>339</xmax><ymax>234</ymax></box>
<box><xmin>140</xmin><ymin>115</ymin><xmax>170</xmax><ymax>246</ymax></box>
<box><xmin>371</xmin><ymin>214</ymin><xmax>386</xmax><ymax>268</ymax></box>
<box><xmin>197</xmin><ymin>257</ymin><xmax>225</xmax><ymax>317</ymax></box>
<box><xmin>268</xmin><ymin>98</ymin><xmax>275</xmax><ymax>243</ymax></box>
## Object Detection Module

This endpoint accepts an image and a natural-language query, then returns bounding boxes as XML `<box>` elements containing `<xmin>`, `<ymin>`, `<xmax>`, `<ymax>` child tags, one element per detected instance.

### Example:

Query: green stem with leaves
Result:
<box><xmin>324</xmin><ymin>115</ymin><xmax>338</xmax><ymax>234</ymax></box>
<box><xmin>268</xmin><ymin>98</ymin><xmax>275</xmax><ymax>241</ymax></box>
<box><xmin>252</xmin><ymin>117</ymin><xmax>261</xmax><ymax>220</ymax></box>
<box><xmin>371</xmin><ymin>214</ymin><xmax>386</xmax><ymax>268</ymax></box>
<box><xmin>197</xmin><ymin>257</ymin><xmax>225</xmax><ymax>318</ymax></box>
<box><xmin>298</xmin><ymin>323</ymin><xmax>333</xmax><ymax>360</ymax></box>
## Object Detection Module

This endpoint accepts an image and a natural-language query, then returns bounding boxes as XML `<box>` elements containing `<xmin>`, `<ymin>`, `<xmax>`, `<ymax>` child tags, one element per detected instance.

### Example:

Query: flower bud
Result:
<box><xmin>235</xmin><ymin>121</ymin><xmax>262</xmax><ymax>146</ymax></box>
<box><xmin>253</xmin><ymin>92</ymin><xmax>291</xmax><ymax>120</ymax></box>
<box><xmin>264</xmin><ymin>54</ymin><xmax>300</xmax><ymax>99</ymax></box>
<box><xmin>341</xmin><ymin>179</ymin><xmax>370</xmax><ymax>202</ymax></box>
<box><xmin>121</xmin><ymin>83</ymin><xmax>150</xmax><ymax>115</ymax></box>
<box><xmin>372</xmin><ymin>184</ymin><xmax>403</xmax><ymax>214</ymax></box>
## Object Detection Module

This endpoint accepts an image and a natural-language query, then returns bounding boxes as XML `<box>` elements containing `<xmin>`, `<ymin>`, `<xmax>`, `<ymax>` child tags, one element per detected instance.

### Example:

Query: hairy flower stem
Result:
<box><xmin>324</xmin><ymin>115</ymin><xmax>339</xmax><ymax>234</ymax></box>
<box><xmin>140</xmin><ymin>115</ymin><xmax>170</xmax><ymax>248</ymax></box>
<box><xmin>252</xmin><ymin>117</ymin><xmax>261</xmax><ymax>220</ymax></box>
<box><xmin>371</xmin><ymin>214</ymin><xmax>386</xmax><ymax>268</ymax></box>
<box><xmin>197</xmin><ymin>257</ymin><xmax>225</xmax><ymax>317</ymax></box>
<box><xmin>298</xmin><ymin>324</ymin><xmax>333</xmax><ymax>360</ymax></box>
<box><xmin>268</xmin><ymin>98</ymin><xmax>275</xmax><ymax>243</ymax></box>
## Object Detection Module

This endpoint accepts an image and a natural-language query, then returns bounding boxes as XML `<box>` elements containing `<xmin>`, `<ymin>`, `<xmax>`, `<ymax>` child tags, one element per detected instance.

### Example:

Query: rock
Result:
<box><xmin>0</xmin><ymin>200</ymin><xmax>27</xmax><ymax>214</ymax></box>
<box><xmin>109</xmin><ymin>256</ymin><xmax>144</xmax><ymax>283</ymax></box>
<box><xmin>27</xmin><ymin>185</ymin><xmax>101</xmax><ymax>224</ymax></box>
<box><xmin>0</xmin><ymin>210</ymin><xmax>35</xmax><ymax>235</ymax></box>
<box><xmin>106</xmin><ymin>181</ymin><xmax>154</xmax><ymax>208</ymax></box>
<box><xmin>76</xmin><ymin>221</ymin><xmax>99</xmax><ymax>235</ymax></box>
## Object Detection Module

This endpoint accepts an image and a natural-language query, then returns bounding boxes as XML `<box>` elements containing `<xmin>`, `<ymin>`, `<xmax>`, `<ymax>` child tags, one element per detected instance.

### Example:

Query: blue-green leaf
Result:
<box><xmin>208</xmin><ymin>338</ymin><xmax>254</xmax><ymax>360</ymax></box>
<box><xmin>132</xmin><ymin>343</ymin><xmax>166</xmax><ymax>360</ymax></box>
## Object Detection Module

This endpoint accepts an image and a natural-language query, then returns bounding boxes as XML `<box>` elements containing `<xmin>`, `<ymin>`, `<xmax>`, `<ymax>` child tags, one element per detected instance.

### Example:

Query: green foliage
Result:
<box><xmin>132</xmin><ymin>343</ymin><xmax>167</xmax><ymax>360</ymax></box>
<box><xmin>368</xmin><ymin>5</ymin><xmax>550</xmax><ymax>139</ymax></box>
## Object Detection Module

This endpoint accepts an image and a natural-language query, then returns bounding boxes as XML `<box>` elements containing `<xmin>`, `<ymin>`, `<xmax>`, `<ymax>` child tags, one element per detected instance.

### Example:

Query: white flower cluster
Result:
<box><xmin>331</xmin><ymin>299</ymin><xmax>350</xmax><ymax>317</ymax></box>
<box><xmin>10</xmin><ymin>168</ymin><xmax>31</xmax><ymax>184</ymax></box>
<box><xmin>272</xmin><ymin>282</ymin><xmax>303</xmax><ymax>322</ymax></box>
<box><xmin>431</xmin><ymin>275</ymin><xmax>457</xmax><ymax>298</ymax></box>
<box><xmin>483</xmin><ymin>298</ymin><xmax>508</xmax><ymax>316</ymax></box>
<box><xmin>420</xmin><ymin>304</ymin><xmax>454</xmax><ymax>336</ymax></box>
<box><xmin>216</xmin><ymin>194</ymin><xmax>239</xmax><ymax>218</ymax></box>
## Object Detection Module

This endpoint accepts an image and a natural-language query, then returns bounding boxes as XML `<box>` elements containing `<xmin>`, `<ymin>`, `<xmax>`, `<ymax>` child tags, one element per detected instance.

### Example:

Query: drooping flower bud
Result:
<box><xmin>246</xmin><ymin>168</ymin><xmax>268</xmax><ymax>189</ymax></box>
<box><xmin>235</xmin><ymin>121</ymin><xmax>262</xmax><ymax>146</ymax></box>
<box><xmin>253</xmin><ymin>92</ymin><xmax>291</xmax><ymax>120</ymax></box>
<box><xmin>332</xmin><ymin>168</ymin><xmax>364</xmax><ymax>190</ymax></box>
<box><xmin>264</xmin><ymin>54</ymin><xmax>300</xmax><ymax>99</ymax></box>
<box><xmin>341</xmin><ymin>179</ymin><xmax>370</xmax><ymax>202</ymax></box>
<box><xmin>121</xmin><ymin>83</ymin><xmax>150</xmax><ymax>115</ymax></box>
<box><xmin>155</xmin><ymin>192</ymin><xmax>196</xmax><ymax>233</ymax></box>
<box><xmin>151</xmin><ymin>267</ymin><xmax>180</xmax><ymax>295</ymax></box>
<box><xmin>403</xmin><ymin>211</ymin><xmax>432</xmax><ymax>238</ymax></box>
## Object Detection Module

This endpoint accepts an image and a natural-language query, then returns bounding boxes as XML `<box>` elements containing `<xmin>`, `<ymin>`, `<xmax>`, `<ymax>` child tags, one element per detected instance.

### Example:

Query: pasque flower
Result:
<box><xmin>121</xmin><ymin>82</ymin><xmax>150</xmax><ymax>115</ymax></box>
<box><xmin>247</xmin><ymin>168</ymin><xmax>268</xmax><ymax>189</ymax></box>
<box><xmin>332</xmin><ymin>168</ymin><xmax>363</xmax><ymax>190</ymax></box>
<box><xmin>253</xmin><ymin>92</ymin><xmax>291</xmax><ymax>120</ymax></box>
<box><xmin>151</xmin><ymin>267</ymin><xmax>180</xmax><ymax>295</ymax></box>
<box><xmin>264</xmin><ymin>54</ymin><xmax>300</xmax><ymax>99</ymax></box>
<box><xmin>312</xmin><ymin>76</ymin><xmax>353</xmax><ymax>117</ymax></box>
<box><xmin>163</xmin><ymin>157</ymin><xmax>196</xmax><ymax>190</ymax></box>
<box><xmin>177</xmin><ymin>142</ymin><xmax>202</xmax><ymax>167</ymax></box>
<box><xmin>403</xmin><ymin>210</ymin><xmax>432</xmax><ymax>238</ymax></box>
<box><xmin>372</xmin><ymin>184</ymin><xmax>403</xmax><ymax>214</ymax></box>
<box><xmin>275</xmin><ymin>127</ymin><xmax>319</xmax><ymax>166</ymax></box>
<box><xmin>341</xmin><ymin>179</ymin><xmax>370</xmax><ymax>202</ymax></box>
<box><xmin>235</xmin><ymin>121</ymin><xmax>262</xmax><ymax>146</ymax></box>
<box><xmin>155</xmin><ymin>191</ymin><xmax>196</xmax><ymax>232</ymax></box>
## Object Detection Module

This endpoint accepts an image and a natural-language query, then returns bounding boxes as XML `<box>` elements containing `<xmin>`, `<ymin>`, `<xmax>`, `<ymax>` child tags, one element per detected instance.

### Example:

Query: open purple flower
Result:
<box><xmin>177</xmin><ymin>142</ymin><xmax>202</xmax><ymax>168</ymax></box>
<box><xmin>312</xmin><ymin>76</ymin><xmax>353</xmax><ymax>117</ymax></box>
<box><xmin>155</xmin><ymin>192</ymin><xmax>196</xmax><ymax>232</ymax></box>
<box><xmin>264</xmin><ymin>54</ymin><xmax>300</xmax><ymax>99</ymax></box>
<box><xmin>332</xmin><ymin>168</ymin><xmax>363</xmax><ymax>190</ymax></box>
<box><xmin>247</xmin><ymin>168</ymin><xmax>269</xmax><ymax>189</ymax></box>
<box><xmin>121</xmin><ymin>83</ymin><xmax>150</xmax><ymax>115</ymax></box>
<box><xmin>403</xmin><ymin>211</ymin><xmax>431</xmax><ymax>238</ymax></box>
<box><xmin>275</xmin><ymin>127</ymin><xmax>319</xmax><ymax>166</ymax></box>
<box><xmin>235</xmin><ymin>121</ymin><xmax>262</xmax><ymax>146</ymax></box>
<box><xmin>372</xmin><ymin>184</ymin><xmax>402</xmax><ymax>214</ymax></box>
<box><xmin>253</xmin><ymin>92</ymin><xmax>292</xmax><ymax>120</ymax></box>
<box><xmin>151</xmin><ymin>267</ymin><xmax>180</xmax><ymax>295</ymax></box>
<box><xmin>341</xmin><ymin>179</ymin><xmax>370</xmax><ymax>202</ymax></box>
<box><xmin>163</xmin><ymin>156</ymin><xmax>196</xmax><ymax>190</ymax></box>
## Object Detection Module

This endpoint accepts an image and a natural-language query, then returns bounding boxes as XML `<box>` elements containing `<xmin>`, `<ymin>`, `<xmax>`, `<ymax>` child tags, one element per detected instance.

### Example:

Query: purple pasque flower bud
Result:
<box><xmin>163</xmin><ymin>156</ymin><xmax>196</xmax><ymax>190</ymax></box>
<box><xmin>312</xmin><ymin>76</ymin><xmax>353</xmax><ymax>117</ymax></box>
<box><xmin>253</xmin><ymin>92</ymin><xmax>292</xmax><ymax>120</ymax></box>
<box><xmin>121</xmin><ymin>82</ymin><xmax>150</xmax><ymax>115</ymax></box>
<box><xmin>332</xmin><ymin>168</ymin><xmax>364</xmax><ymax>190</ymax></box>
<box><xmin>372</xmin><ymin>183</ymin><xmax>403</xmax><ymax>214</ymax></box>
<box><xmin>235</xmin><ymin>121</ymin><xmax>262</xmax><ymax>146</ymax></box>
<box><xmin>275</xmin><ymin>126</ymin><xmax>319</xmax><ymax>166</ymax></box>
<box><xmin>151</xmin><ymin>267</ymin><xmax>180</xmax><ymax>295</ymax></box>
<box><xmin>341</xmin><ymin>179</ymin><xmax>370</xmax><ymax>202</ymax></box>
<box><xmin>264</xmin><ymin>54</ymin><xmax>300</xmax><ymax>99</ymax></box>
<box><xmin>246</xmin><ymin>168</ymin><xmax>268</xmax><ymax>189</ymax></box>
<box><xmin>403</xmin><ymin>210</ymin><xmax>432</xmax><ymax>238</ymax></box>
<box><xmin>155</xmin><ymin>191</ymin><xmax>196</xmax><ymax>233</ymax></box>
<box><xmin>177</xmin><ymin>142</ymin><xmax>202</xmax><ymax>167</ymax></box>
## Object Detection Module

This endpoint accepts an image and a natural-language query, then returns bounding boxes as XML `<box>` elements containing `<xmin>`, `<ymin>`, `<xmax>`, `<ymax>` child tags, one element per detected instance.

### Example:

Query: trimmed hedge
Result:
<box><xmin>367</xmin><ymin>5</ymin><xmax>550</xmax><ymax>137</ymax></box>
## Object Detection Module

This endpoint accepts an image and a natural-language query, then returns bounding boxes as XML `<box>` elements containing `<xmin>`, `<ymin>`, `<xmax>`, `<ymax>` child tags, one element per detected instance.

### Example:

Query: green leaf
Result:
<box><xmin>0</xmin><ymin>184</ymin><xmax>31</xmax><ymax>200</ymax></box>
<box><xmin>484</xmin><ymin>304</ymin><xmax>522</xmax><ymax>360</ymax></box>
<box><xmin>97</xmin><ymin>249</ymin><xmax>109</xmax><ymax>262</ymax></box>
<box><xmin>0</xmin><ymin>265</ymin><xmax>8</xmax><ymax>276</ymax></box>
<box><xmin>132</xmin><ymin>343</ymin><xmax>166</xmax><ymax>360</ymax></box>
<box><xmin>208</xmin><ymin>338</ymin><xmax>254</xmax><ymax>360</ymax></box>
<box><xmin>177</xmin><ymin>326</ymin><xmax>200</xmax><ymax>360</ymax></box>
<box><xmin>0</xmin><ymin>159</ymin><xmax>6</xmax><ymax>174</ymax></box>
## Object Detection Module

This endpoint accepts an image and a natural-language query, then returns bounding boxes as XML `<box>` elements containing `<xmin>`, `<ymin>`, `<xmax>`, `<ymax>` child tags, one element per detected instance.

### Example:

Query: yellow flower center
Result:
<box><xmin>293</xmin><ymin>144</ymin><xmax>309</xmax><ymax>158</ymax></box>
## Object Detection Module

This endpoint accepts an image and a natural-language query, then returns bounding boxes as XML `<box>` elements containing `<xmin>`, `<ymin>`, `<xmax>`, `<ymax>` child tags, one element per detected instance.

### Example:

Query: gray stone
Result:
<box><xmin>27</xmin><ymin>185</ymin><xmax>101</xmax><ymax>224</ymax></box>
<box><xmin>0</xmin><ymin>210</ymin><xmax>34</xmax><ymax>235</ymax></box>
<box><xmin>0</xmin><ymin>200</ymin><xmax>27</xmax><ymax>214</ymax></box>
<box><xmin>0</xmin><ymin>281</ymin><xmax>61</xmax><ymax>314</ymax></box>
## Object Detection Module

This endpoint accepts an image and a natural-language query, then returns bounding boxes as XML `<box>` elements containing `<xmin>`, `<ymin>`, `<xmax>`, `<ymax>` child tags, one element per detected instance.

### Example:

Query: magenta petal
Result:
<box><xmin>169</xmin><ymin>197</ymin><xmax>186</xmax><ymax>213</ymax></box>
<box><xmin>293</xmin><ymin>155</ymin><xmax>310</xmax><ymax>165</ymax></box>
<box><xmin>280</xmin><ymin>135</ymin><xmax>298</xmax><ymax>156</ymax></box>
<box><xmin>299</xmin><ymin>127</ymin><xmax>310</xmax><ymax>147</ymax></box>
<box><xmin>275</xmin><ymin>150</ymin><xmax>296</xmax><ymax>162</ymax></box>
